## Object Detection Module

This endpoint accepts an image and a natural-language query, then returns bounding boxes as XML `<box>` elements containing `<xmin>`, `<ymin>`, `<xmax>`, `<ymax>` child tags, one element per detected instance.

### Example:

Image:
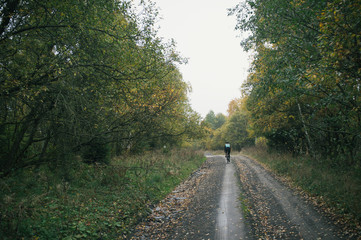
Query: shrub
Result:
<box><xmin>0</xmin><ymin>149</ymin><xmax>205</xmax><ymax>239</ymax></box>
<box><xmin>81</xmin><ymin>137</ymin><xmax>110</xmax><ymax>164</ymax></box>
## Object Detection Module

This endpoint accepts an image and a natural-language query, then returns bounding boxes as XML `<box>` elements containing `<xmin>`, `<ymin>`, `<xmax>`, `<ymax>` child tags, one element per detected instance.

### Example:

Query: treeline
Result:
<box><xmin>222</xmin><ymin>0</ymin><xmax>361</xmax><ymax>166</ymax></box>
<box><xmin>0</xmin><ymin>0</ymin><xmax>203</xmax><ymax>176</ymax></box>
<box><xmin>201</xmin><ymin>101</ymin><xmax>255</xmax><ymax>151</ymax></box>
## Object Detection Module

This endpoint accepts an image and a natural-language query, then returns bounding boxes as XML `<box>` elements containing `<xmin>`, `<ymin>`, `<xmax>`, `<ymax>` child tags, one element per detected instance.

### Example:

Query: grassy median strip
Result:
<box><xmin>0</xmin><ymin>149</ymin><xmax>206</xmax><ymax>239</ymax></box>
<box><xmin>241</xmin><ymin>147</ymin><xmax>361</xmax><ymax>227</ymax></box>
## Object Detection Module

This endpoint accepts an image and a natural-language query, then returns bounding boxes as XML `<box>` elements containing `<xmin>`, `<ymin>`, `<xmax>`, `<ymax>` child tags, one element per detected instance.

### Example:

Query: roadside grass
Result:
<box><xmin>0</xmin><ymin>149</ymin><xmax>206</xmax><ymax>239</ymax></box>
<box><xmin>241</xmin><ymin>146</ymin><xmax>361</xmax><ymax>227</ymax></box>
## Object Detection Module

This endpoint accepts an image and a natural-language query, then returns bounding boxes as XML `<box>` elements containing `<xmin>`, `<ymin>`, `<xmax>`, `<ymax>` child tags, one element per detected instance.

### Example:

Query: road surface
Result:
<box><xmin>131</xmin><ymin>155</ymin><xmax>350</xmax><ymax>239</ymax></box>
<box><xmin>216</xmin><ymin>160</ymin><xmax>247</xmax><ymax>239</ymax></box>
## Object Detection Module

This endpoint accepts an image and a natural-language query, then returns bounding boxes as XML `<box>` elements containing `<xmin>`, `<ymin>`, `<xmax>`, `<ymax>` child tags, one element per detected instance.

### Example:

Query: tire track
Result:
<box><xmin>216</xmin><ymin>161</ymin><xmax>248</xmax><ymax>240</ymax></box>
<box><xmin>234</xmin><ymin>155</ymin><xmax>343</xmax><ymax>239</ymax></box>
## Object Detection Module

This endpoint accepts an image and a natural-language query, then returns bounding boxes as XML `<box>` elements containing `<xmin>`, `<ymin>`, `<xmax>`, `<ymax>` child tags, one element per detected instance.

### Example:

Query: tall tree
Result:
<box><xmin>204</xmin><ymin>110</ymin><xmax>226</xmax><ymax>130</ymax></box>
<box><xmin>231</xmin><ymin>0</ymin><xmax>361</xmax><ymax>163</ymax></box>
<box><xmin>0</xmin><ymin>0</ymin><xmax>202</xmax><ymax>175</ymax></box>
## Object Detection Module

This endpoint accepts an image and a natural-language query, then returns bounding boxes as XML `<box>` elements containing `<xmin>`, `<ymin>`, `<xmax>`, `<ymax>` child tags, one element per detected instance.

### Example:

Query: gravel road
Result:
<box><xmin>131</xmin><ymin>154</ymin><xmax>352</xmax><ymax>239</ymax></box>
<box><xmin>235</xmin><ymin>155</ymin><xmax>345</xmax><ymax>239</ymax></box>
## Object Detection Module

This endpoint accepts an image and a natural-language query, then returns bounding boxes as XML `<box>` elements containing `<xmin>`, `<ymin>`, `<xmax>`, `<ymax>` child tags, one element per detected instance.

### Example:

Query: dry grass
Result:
<box><xmin>241</xmin><ymin>146</ymin><xmax>361</xmax><ymax>231</ymax></box>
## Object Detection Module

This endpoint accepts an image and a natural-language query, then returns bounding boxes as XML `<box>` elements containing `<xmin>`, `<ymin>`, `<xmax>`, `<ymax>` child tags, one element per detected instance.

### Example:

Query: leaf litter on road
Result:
<box><xmin>130</xmin><ymin>167</ymin><xmax>210</xmax><ymax>239</ymax></box>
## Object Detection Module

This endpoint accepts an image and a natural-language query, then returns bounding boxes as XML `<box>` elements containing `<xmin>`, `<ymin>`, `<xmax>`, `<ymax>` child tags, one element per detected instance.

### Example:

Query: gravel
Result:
<box><xmin>130</xmin><ymin>154</ymin><xmax>354</xmax><ymax>240</ymax></box>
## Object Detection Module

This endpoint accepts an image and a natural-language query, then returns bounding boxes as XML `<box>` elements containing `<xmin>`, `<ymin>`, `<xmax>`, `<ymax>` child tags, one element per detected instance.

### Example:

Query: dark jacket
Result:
<box><xmin>224</xmin><ymin>143</ymin><xmax>231</xmax><ymax>153</ymax></box>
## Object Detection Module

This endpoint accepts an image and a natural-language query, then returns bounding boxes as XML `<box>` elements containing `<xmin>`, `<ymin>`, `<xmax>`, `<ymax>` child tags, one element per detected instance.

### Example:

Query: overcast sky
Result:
<box><xmin>152</xmin><ymin>0</ymin><xmax>251</xmax><ymax>118</ymax></box>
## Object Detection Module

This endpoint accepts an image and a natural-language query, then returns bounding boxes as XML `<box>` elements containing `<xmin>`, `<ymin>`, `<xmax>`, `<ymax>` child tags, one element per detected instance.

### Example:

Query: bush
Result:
<box><xmin>255</xmin><ymin>137</ymin><xmax>268</xmax><ymax>148</ymax></box>
<box><xmin>0</xmin><ymin>149</ymin><xmax>206</xmax><ymax>239</ymax></box>
<box><xmin>81</xmin><ymin>137</ymin><xmax>110</xmax><ymax>164</ymax></box>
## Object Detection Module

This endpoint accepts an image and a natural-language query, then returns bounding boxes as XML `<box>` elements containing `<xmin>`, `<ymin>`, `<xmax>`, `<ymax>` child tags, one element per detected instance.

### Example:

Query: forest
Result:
<box><xmin>1</xmin><ymin>0</ymin><xmax>360</xmax><ymax>238</ymax></box>
<box><xmin>0</xmin><ymin>0</ymin><xmax>204</xmax><ymax>176</ymax></box>
<box><xmin>203</xmin><ymin>0</ymin><xmax>361</xmax><ymax>229</ymax></box>
<box><xmin>206</xmin><ymin>0</ymin><xmax>361</xmax><ymax>167</ymax></box>
<box><xmin>0</xmin><ymin>0</ymin><xmax>205</xmax><ymax>238</ymax></box>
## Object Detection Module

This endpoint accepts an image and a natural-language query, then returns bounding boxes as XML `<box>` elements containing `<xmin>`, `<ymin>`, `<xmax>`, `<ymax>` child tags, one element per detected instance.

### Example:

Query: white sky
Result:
<box><xmin>152</xmin><ymin>0</ymin><xmax>251</xmax><ymax>118</ymax></box>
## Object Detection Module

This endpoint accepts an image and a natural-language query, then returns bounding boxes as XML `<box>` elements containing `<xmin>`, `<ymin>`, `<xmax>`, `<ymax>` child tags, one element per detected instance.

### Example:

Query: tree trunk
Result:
<box><xmin>297</xmin><ymin>101</ymin><xmax>315</xmax><ymax>159</ymax></box>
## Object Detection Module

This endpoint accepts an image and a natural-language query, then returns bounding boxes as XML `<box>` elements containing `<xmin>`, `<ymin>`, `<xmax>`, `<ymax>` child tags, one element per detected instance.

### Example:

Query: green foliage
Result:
<box><xmin>204</xmin><ymin>111</ymin><xmax>227</xmax><ymax>130</ymax></box>
<box><xmin>203</xmin><ymin>99</ymin><xmax>255</xmax><ymax>151</ymax></box>
<box><xmin>255</xmin><ymin>137</ymin><xmax>267</xmax><ymax>148</ymax></box>
<box><xmin>231</xmin><ymin>0</ymin><xmax>361</xmax><ymax>164</ymax></box>
<box><xmin>81</xmin><ymin>137</ymin><xmax>110</xmax><ymax>164</ymax></box>
<box><xmin>223</xmin><ymin>111</ymin><xmax>254</xmax><ymax>151</ymax></box>
<box><xmin>0</xmin><ymin>149</ymin><xmax>206</xmax><ymax>239</ymax></box>
<box><xmin>0</xmin><ymin>0</ymin><xmax>204</xmax><ymax>175</ymax></box>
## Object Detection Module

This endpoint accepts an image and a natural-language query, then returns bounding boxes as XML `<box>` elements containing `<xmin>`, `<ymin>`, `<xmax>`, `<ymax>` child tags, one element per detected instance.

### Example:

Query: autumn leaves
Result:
<box><xmin>229</xmin><ymin>0</ymin><xmax>361</xmax><ymax>163</ymax></box>
<box><xmin>0</xmin><ymin>0</ymin><xmax>202</xmax><ymax>173</ymax></box>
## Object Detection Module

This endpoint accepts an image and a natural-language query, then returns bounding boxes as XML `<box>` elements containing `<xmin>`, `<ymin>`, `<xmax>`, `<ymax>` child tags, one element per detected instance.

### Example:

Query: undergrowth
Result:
<box><xmin>0</xmin><ymin>149</ymin><xmax>206</xmax><ymax>239</ymax></box>
<box><xmin>241</xmin><ymin>146</ymin><xmax>361</xmax><ymax>226</ymax></box>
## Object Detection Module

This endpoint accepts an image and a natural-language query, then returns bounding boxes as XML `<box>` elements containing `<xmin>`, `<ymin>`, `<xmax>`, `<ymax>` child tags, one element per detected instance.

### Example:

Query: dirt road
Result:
<box><xmin>131</xmin><ymin>155</ymin><xmax>350</xmax><ymax>239</ymax></box>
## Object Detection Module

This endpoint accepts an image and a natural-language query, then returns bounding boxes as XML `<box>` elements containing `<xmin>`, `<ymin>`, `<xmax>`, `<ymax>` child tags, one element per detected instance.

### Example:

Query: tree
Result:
<box><xmin>204</xmin><ymin>110</ymin><xmax>226</xmax><ymax>130</ymax></box>
<box><xmin>203</xmin><ymin>111</ymin><xmax>227</xmax><ymax>150</ymax></box>
<box><xmin>224</xmin><ymin>111</ymin><xmax>253</xmax><ymax>151</ymax></box>
<box><xmin>203</xmin><ymin>99</ymin><xmax>254</xmax><ymax>151</ymax></box>
<box><xmin>223</xmin><ymin>98</ymin><xmax>254</xmax><ymax>151</ymax></box>
<box><xmin>0</xmin><ymin>0</ymin><xmax>202</xmax><ymax>176</ymax></box>
<box><xmin>231</xmin><ymin>0</ymin><xmax>361</xmax><ymax>164</ymax></box>
<box><xmin>204</xmin><ymin>111</ymin><xmax>216</xmax><ymax>129</ymax></box>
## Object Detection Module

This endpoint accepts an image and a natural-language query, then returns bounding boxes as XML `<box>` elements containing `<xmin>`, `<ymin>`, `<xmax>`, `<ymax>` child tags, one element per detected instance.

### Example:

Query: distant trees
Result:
<box><xmin>202</xmin><ymin>111</ymin><xmax>226</xmax><ymax>150</ymax></box>
<box><xmin>204</xmin><ymin>110</ymin><xmax>226</xmax><ymax>130</ymax></box>
<box><xmin>202</xmin><ymin>99</ymin><xmax>254</xmax><ymax>151</ymax></box>
<box><xmin>0</xmin><ymin>0</ymin><xmax>203</xmax><ymax>176</ymax></box>
<box><xmin>223</xmin><ymin>98</ymin><xmax>254</xmax><ymax>151</ymax></box>
<box><xmin>230</xmin><ymin>0</ymin><xmax>361</xmax><ymax>165</ymax></box>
